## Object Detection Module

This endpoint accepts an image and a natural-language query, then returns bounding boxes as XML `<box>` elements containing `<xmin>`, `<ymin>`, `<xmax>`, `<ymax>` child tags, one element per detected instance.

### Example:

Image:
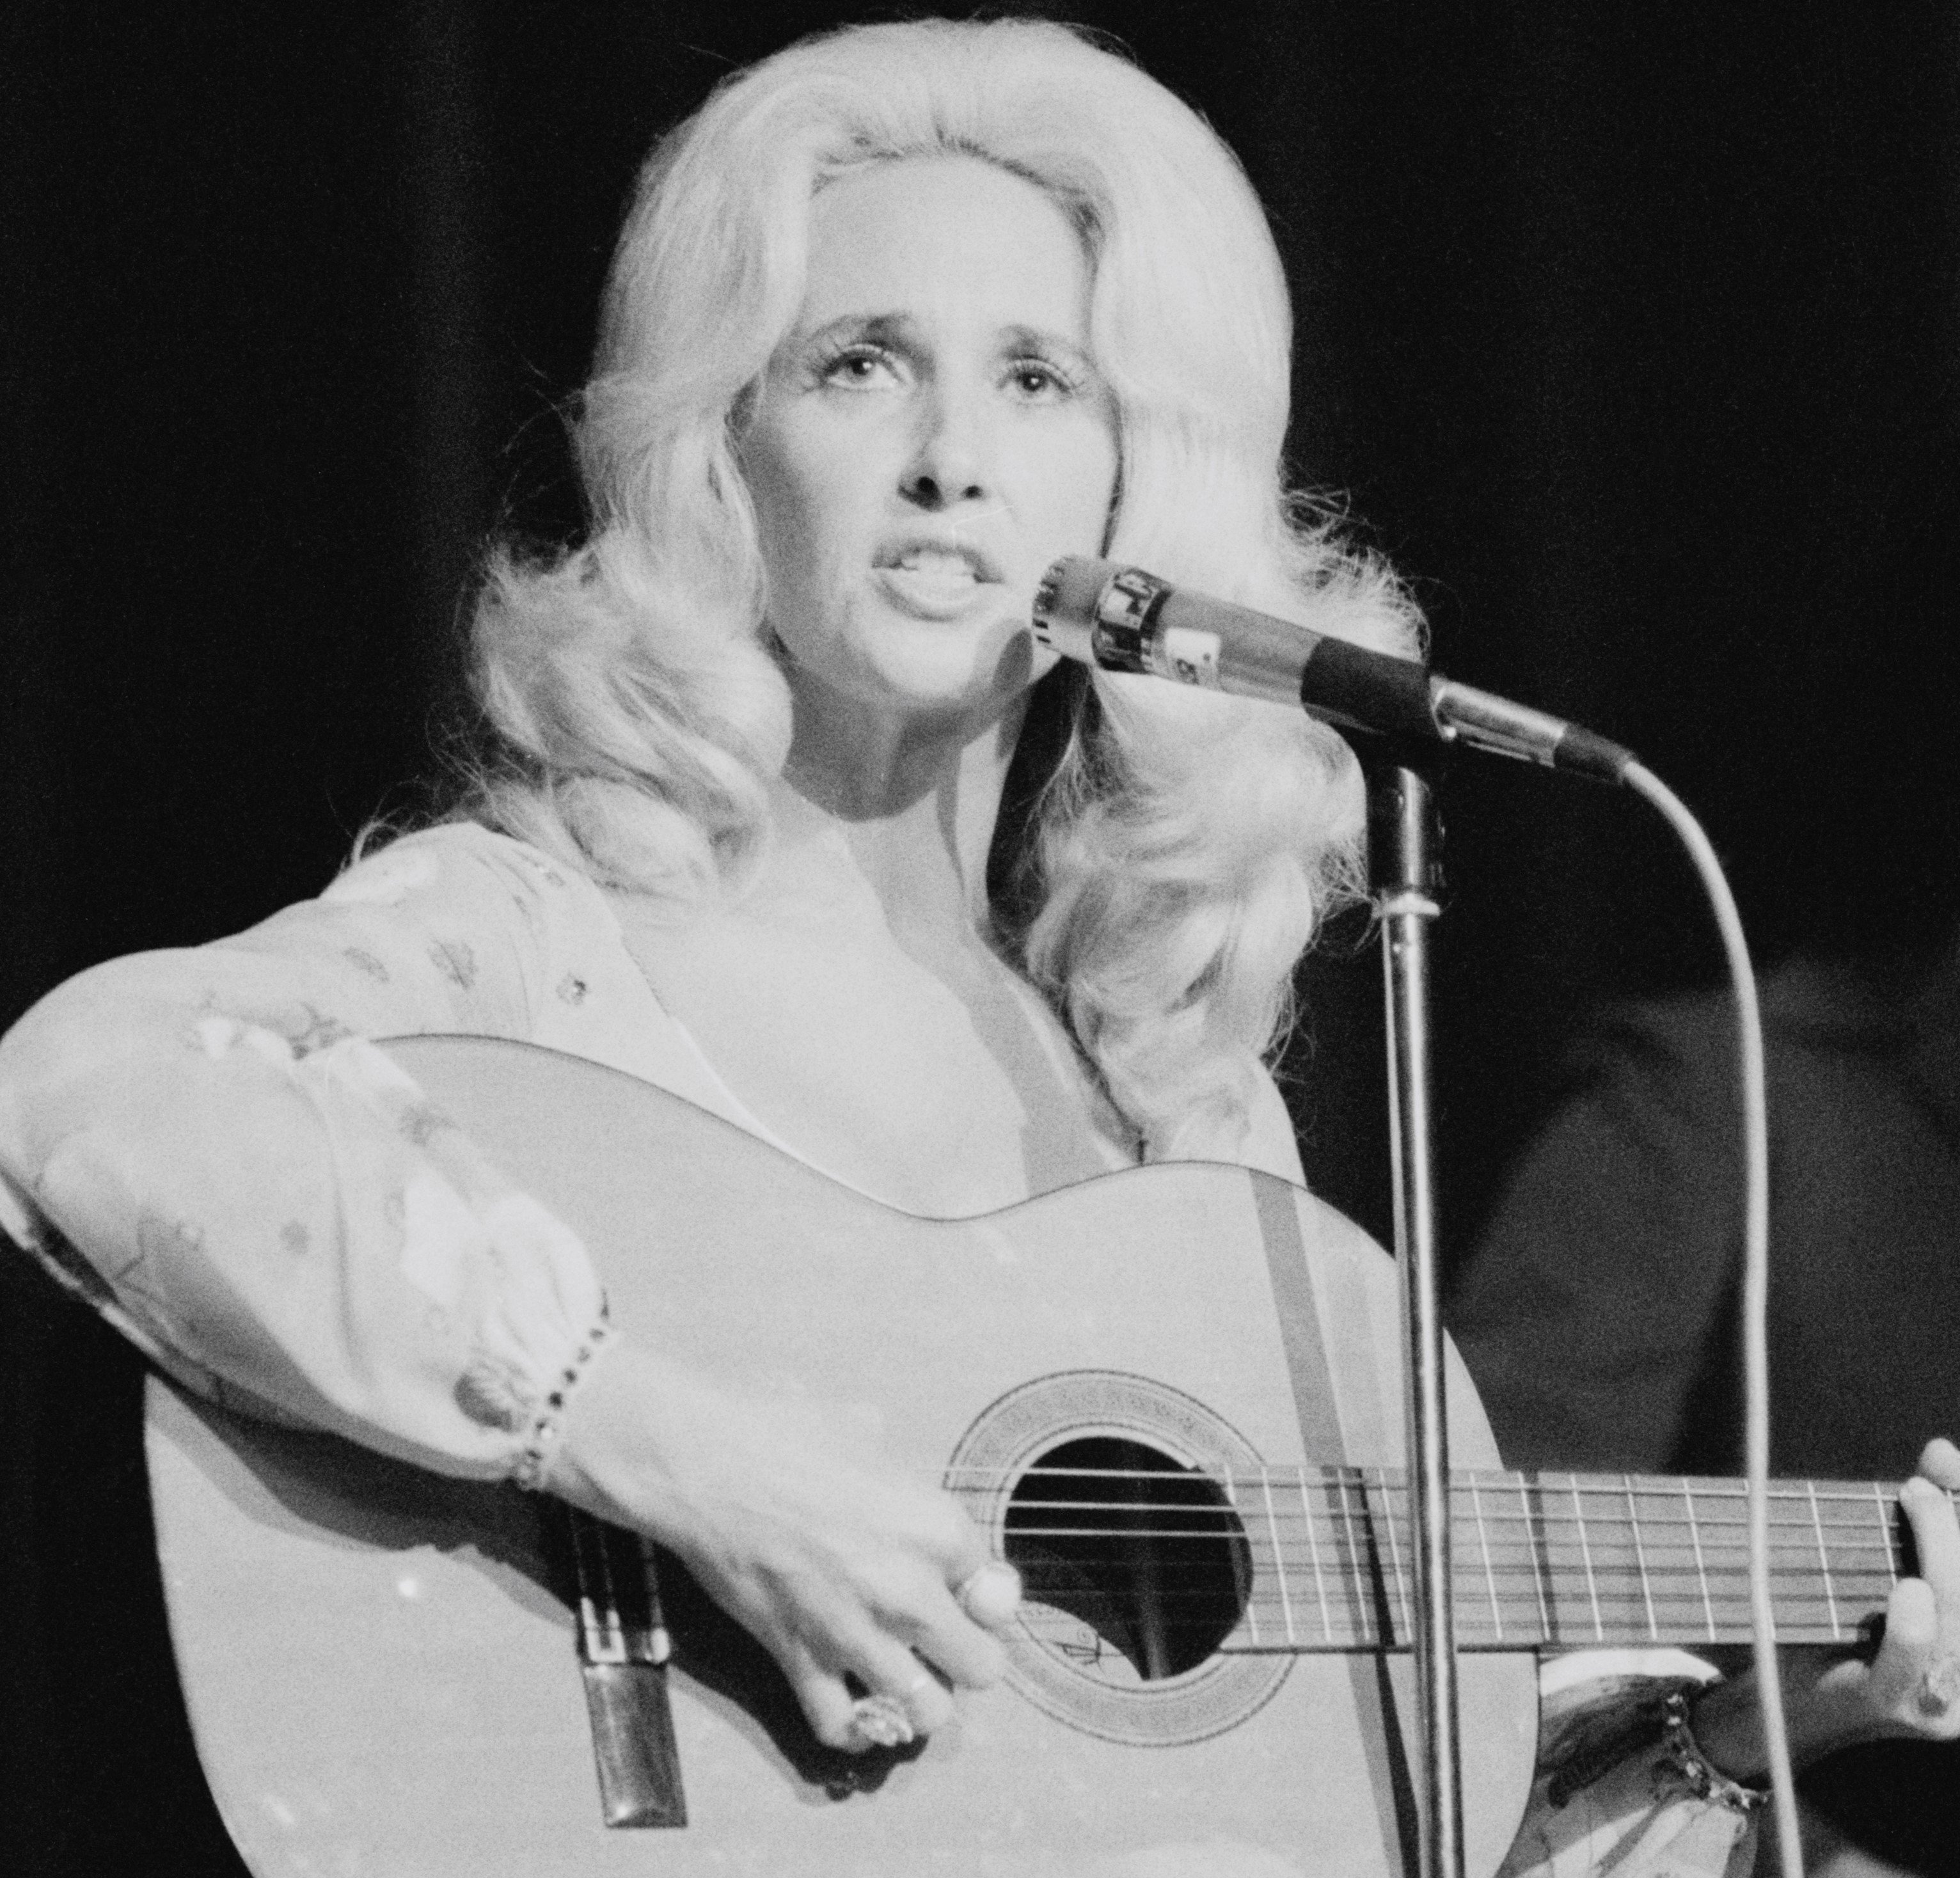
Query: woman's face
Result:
<box><xmin>741</xmin><ymin>155</ymin><xmax>1119</xmax><ymax>734</ymax></box>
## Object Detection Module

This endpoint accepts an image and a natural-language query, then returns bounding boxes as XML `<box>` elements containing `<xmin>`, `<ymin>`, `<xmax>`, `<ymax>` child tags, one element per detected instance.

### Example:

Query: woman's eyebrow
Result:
<box><xmin>790</xmin><ymin>313</ymin><xmax>1095</xmax><ymax>367</ymax></box>
<box><xmin>998</xmin><ymin>324</ymin><xmax>1097</xmax><ymax>373</ymax></box>
<box><xmin>792</xmin><ymin>311</ymin><xmax>914</xmax><ymax>351</ymax></box>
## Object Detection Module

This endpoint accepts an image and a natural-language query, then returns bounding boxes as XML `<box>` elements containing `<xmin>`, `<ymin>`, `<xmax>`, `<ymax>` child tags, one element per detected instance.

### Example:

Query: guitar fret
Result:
<box><xmin>1625</xmin><ymin>1474</ymin><xmax>1659</xmax><ymax>1641</ymax></box>
<box><xmin>1805</xmin><ymin>1480</ymin><xmax>1841</xmax><ymax>1641</ymax></box>
<box><xmin>1570</xmin><ymin>1479</ymin><xmax>1604</xmax><ymax>1641</ymax></box>
<box><xmin>1299</xmin><ymin>1467</ymin><xmax>1334</xmax><ymax>1643</ymax></box>
<box><xmin>1682</xmin><ymin>1479</ymin><xmax>1717</xmax><ymax>1641</ymax></box>
<box><xmin>1226</xmin><ymin>1471</ymin><xmax>1260</xmax><ymax>1647</ymax></box>
<box><xmin>1339</xmin><ymin>1471</ymin><xmax>1380</xmax><ymax>1648</ymax></box>
<box><xmin>1519</xmin><ymin>1476</ymin><xmax>1550</xmax><ymax>1641</ymax></box>
<box><xmin>1260</xmin><ymin>1468</ymin><xmax>1295</xmax><ymax>1647</ymax></box>
<box><xmin>1377</xmin><ymin>1471</ymin><xmax>1410</xmax><ymax>1645</ymax></box>
<box><xmin>1470</xmin><ymin>1474</ymin><xmax>1503</xmax><ymax>1643</ymax></box>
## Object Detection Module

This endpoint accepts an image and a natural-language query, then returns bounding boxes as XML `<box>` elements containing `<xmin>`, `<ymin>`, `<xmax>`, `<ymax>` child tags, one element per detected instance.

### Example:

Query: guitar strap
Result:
<box><xmin>1253</xmin><ymin>1179</ymin><xmax>1387</xmax><ymax>1461</ymax></box>
<box><xmin>1252</xmin><ymin>1177</ymin><xmax>1420</xmax><ymax>1874</ymax></box>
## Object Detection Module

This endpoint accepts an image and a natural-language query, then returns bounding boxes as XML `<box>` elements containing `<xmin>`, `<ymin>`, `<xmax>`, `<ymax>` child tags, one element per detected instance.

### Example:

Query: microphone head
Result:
<box><xmin>1032</xmin><ymin>556</ymin><xmax>1178</xmax><ymax>673</ymax></box>
<box><xmin>1031</xmin><ymin>556</ymin><xmax>1115</xmax><ymax>663</ymax></box>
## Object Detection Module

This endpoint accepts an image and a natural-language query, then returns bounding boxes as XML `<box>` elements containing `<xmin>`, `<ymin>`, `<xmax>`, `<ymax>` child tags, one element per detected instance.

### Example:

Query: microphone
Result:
<box><xmin>1032</xmin><ymin>556</ymin><xmax>1634</xmax><ymax>784</ymax></box>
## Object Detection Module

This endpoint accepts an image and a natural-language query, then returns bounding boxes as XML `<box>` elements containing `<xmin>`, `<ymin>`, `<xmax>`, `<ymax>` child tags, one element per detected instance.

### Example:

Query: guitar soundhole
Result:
<box><xmin>1004</xmin><ymin>1436</ymin><xmax>1252</xmax><ymax>1681</ymax></box>
<box><xmin>951</xmin><ymin>1369</ymin><xmax>1292</xmax><ymax>1742</ymax></box>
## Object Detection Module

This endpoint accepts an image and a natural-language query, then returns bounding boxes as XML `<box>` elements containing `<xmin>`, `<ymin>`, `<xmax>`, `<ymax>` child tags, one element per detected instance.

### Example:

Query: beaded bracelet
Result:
<box><xmin>512</xmin><ymin>1308</ymin><xmax>613</xmax><ymax>1492</ymax></box>
<box><xmin>1658</xmin><ymin>1691</ymin><xmax>1770</xmax><ymax>1817</ymax></box>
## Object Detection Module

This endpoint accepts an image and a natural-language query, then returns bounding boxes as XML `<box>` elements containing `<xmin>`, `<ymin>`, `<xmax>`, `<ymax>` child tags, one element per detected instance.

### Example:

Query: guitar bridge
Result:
<box><xmin>560</xmin><ymin>1507</ymin><xmax>688</xmax><ymax>1828</ymax></box>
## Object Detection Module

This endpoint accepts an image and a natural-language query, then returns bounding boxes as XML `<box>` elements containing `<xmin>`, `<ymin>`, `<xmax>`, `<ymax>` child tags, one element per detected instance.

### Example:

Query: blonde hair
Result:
<box><xmin>464</xmin><ymin>17</ymin><xmax>1420</xmax><ymax>1158</ymax></box>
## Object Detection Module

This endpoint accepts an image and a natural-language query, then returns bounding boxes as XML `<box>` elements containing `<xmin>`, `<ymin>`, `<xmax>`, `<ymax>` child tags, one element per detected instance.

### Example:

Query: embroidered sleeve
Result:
<box><xmin>0</xmin><ymin>823</ymin><xmax>608</xmax><ymax>1478</ymax></box>
<box><xmin>1497</xmin><ymin>1657</ymin><xmax>1760</xmax><ymax>1877</ymax></box>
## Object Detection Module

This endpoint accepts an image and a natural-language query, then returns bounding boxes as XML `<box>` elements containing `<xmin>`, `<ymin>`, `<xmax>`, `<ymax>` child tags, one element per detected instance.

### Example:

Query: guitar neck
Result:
<box><xmin>1205</xmin><ymin>1465</ymin><xmax>1936</xmax><ymax>1655</ymax></box>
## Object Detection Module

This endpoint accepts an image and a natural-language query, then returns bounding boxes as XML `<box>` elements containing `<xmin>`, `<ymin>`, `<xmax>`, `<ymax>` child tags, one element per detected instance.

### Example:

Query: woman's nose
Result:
<box><xmin>899</xmin><ymin>385</ymin><xmax>990</xmax><ymax>509</ymax></box>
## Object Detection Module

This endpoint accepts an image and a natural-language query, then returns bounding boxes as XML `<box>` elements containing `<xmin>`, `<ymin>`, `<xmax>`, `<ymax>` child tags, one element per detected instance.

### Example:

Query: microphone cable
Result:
<box><xmin>1622</xmin><ymin>763</ymin><xmax>1794</xmax><ymax>1878</ymax></box>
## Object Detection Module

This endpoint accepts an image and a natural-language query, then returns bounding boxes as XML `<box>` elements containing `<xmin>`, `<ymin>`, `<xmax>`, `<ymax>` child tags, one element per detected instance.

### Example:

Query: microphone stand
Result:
<box><xmin>1364</xmin><ymin>746</ymin><xmax>1462</xmax><ymax>1878</ymax></box>
<box><xmin>1027</xmin><ymin>555</ymin><xmax>1645</xmax><ymax>1878</ymax></box>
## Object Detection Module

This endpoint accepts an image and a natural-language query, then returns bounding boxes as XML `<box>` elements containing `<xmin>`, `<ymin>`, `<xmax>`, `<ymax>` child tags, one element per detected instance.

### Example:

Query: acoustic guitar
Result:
<box><xmin>134</xmin><ymin>1038</ymin><xmax>1917</xmax><ymax>1875</ymax></box>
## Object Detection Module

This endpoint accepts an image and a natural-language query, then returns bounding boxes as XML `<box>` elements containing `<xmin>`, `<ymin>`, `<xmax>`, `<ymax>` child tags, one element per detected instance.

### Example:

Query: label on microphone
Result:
<box><xmin>1083</xmin><ymin>565</ymin><xmax>1169</xmax><ymax>674</ymax></box>
<box><xmin>1149</xmin><ymin>626</ymin><xmax>1223</xmax><ymax>689</ymax></box>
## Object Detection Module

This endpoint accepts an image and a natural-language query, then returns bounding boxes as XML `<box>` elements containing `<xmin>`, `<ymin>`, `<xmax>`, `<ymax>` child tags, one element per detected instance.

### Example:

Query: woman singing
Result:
<box><xmin>2</xmin><ymin>19</ymin><xmax>1956</xmax><ymax>1876</ymax></box>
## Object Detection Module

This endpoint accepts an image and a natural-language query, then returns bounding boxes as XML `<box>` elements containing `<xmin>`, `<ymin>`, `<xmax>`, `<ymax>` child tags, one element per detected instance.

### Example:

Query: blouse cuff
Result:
<box><xmin>510</xmin><ymin>1308</ymin><xmax>613</xmax><ymax>1491</ymax></box>
<box><xmin>298</xmin><ymin>1030</ymin><xmax>614</xmax><ymax>1474</ymax></box>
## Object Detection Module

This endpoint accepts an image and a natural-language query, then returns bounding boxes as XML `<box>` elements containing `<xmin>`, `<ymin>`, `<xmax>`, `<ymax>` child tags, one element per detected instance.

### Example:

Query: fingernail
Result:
<box><xmin>958</xmin><ymin>1561</ymin><xmax>1022</xmax><ymax>1625</ymax></box>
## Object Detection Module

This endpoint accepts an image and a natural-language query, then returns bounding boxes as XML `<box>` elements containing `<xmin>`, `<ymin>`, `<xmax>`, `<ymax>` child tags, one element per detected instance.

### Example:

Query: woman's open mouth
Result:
<box><xmin>873</xmin><ymin>544</ymin><xmax>1000</xmax><ymax>619</ymax></box>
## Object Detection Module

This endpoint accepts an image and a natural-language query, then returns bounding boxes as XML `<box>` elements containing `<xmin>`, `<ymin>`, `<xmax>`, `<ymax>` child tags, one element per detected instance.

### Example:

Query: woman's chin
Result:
<box><xmin>786</xmin><ymin>617</ymin><xmax>1045</xmax><ymax>728</ymax></box>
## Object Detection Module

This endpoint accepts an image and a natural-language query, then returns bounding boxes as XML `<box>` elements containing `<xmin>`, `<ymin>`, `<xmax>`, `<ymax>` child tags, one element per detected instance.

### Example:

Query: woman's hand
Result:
<box><xmin>1693</xmin><ymin>1437</ymin><xmax>1960</xmax><ymax>1776</ymax></box>
<box><xmin>544</xmin><ymin>1339</ymin><xmax>1020</xmax><ymax>1753</ymax></box>
<box><xmin>1826</xmin><ymin>1437</ymin><xmax>1960</xmax><ymax>1740</ymax></box>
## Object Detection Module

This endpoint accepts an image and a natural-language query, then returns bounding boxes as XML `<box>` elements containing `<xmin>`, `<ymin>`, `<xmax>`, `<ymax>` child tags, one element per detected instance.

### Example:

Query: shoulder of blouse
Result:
<box><xmin>254</xmin><ymin>819</ymin><xmax>622</xmax><ymax>1029</ymax></box>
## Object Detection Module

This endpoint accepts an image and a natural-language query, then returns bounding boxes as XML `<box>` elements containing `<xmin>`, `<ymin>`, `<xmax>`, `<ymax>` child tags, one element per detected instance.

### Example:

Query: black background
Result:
<box><xmin>4</xmin><ymin>3</ymin><xmax>1957</xmax><ymax>1869</ymax></box>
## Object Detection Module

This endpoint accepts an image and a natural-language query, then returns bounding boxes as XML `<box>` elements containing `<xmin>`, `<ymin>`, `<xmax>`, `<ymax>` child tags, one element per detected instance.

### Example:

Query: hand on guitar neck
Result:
<box><xmin>545</xmin><ymin>1336</ymin><xmax>1023</xmax><ymax>1753</ymax></box>
<box><xmin>1689</xmin><ymin>1438</ymin><xmax>1960</xmax><ymax>1782</ymax></box>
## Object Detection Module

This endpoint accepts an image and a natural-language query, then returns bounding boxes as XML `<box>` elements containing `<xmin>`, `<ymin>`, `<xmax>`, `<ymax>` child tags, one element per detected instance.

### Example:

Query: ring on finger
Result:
<box><xmin>846</xmin><ymin>1693</ymin><xmax>914</xmax><ymax>1749</ymax></box>
<box><xmin>846</xmin><ymin>1673</ymin><xmax>934</xmax><ymax>1751</ymax></box>
<box><xmin>1915</xmin><ymin>1653</ymin><xmax>1960</xmax><ymax>1718</ymax></box>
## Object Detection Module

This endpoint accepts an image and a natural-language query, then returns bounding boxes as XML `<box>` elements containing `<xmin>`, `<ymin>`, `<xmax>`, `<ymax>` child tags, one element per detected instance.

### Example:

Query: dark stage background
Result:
<box><xmin>3</xmin><ymin>3</ymin><xmax>1957</xmax><ymax>1871</ymax></box>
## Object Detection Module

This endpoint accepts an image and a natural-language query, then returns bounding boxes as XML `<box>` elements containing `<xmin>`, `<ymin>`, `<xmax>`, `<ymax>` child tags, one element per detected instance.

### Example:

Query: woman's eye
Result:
<box><xmin>1008</xmin><ymin>361</ymin><xmax>1066</xmax><ymax>398</ymax></box>
<box><xmin>821</xmin><ymin>346</ymin><xmax>897</xmax><ymax>388</ymax></box>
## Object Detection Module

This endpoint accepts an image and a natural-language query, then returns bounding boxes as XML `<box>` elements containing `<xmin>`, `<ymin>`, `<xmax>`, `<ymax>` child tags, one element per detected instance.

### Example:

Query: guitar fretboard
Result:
<box><xmin>962</xmin><ymin>1465</ymin><xmax>1935</xmax><ymax>1654</ymax></box>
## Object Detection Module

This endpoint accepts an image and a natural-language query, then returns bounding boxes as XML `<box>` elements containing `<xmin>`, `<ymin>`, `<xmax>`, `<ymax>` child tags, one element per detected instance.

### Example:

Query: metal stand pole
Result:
<box><xmin>1368</xmin><ymin>754</ymin><xmax>1462</xmax><ymax>1878</ymax></box>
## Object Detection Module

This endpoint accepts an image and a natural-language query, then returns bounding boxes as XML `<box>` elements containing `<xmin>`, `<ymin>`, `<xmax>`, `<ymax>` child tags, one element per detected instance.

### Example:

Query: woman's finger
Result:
<box><xmin>899</xmin><ymin>1579</ymin><xmax>1009</xmax><ymax>1693</ymax></box>
<box><xmin>782</xmin><ymin>1645</ymin><xmax>871</xmax><ymax>1753</ymax></box>
<box><xmin>782</xmin><ymin>1607</ymin><xmax>965</xmax><ymax>1751</ymax></box>
<box><xmin>1917</xmin><ymin>1437</ymin><xmax>1960</xmax><ymax>1492</ymax></box>
<box><xmin>1902</xmin><ymin>1472</ymin><xmax>1960</xmax><ymax>1605</ymax></box>
<box><xmin>910</xmin><ymin>1490</ymin><xmax>995</xmax><ymax>1587</ymax></box>
<box><xmin>955</xmin><ymin>1559</ymin><xmax>1023</xmax><ymax>1632</ymax></box>
<box><xmin>851</xmin><ymin>1634</ymin><xmax>956</xmax><ymax>1740</ymax></box>
<box><xmin>1868</xmin><ymin>1574</ymin><xmax>1938</xmax><ymax>1716</ymax></box>
<box><xmin>1899</xmin><ymin>1469</ymin><xmax>1960</xmax><ymax>1732</ymax></box>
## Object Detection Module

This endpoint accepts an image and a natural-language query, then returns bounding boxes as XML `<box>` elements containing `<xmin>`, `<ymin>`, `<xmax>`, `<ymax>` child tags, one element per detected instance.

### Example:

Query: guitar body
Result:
<box><xmin>145</xmin><ymin>1038</ymin><xmax>1538</xmax><ymax>1876</ymax></box>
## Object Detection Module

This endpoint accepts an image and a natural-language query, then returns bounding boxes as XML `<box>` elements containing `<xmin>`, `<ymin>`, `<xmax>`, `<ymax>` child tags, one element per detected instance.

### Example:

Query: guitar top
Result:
<box><xmin>146</xmin><ymin>1036</ymin><xmax>1534</xmax><ymax>1875</ymax></box>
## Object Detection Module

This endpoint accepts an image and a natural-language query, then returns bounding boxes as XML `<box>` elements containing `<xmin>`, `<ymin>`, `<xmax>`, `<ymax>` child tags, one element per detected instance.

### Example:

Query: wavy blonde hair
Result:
<box><xmin>464</xmin><ymin>17</ymin><xmax>1420</xmax><ymax>1159</ymax></box>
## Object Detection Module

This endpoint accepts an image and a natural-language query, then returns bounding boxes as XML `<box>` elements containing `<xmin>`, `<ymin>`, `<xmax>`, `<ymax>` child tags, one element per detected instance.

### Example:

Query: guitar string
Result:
<box><xmin>1006</xmin><ymin>1581</ymin><xmax>1859</xmax><ymax>1639</ymax></box>
<box><xmin>968</xmin><ymin>1466</ymin><xmax>1897</xmax><ymax>1639</ymax></box>
<box><xmin>986</xmin><ymin>1470</ymin><xmax>1903</xmax><ymax>1629</ymax></box>
<box><xmin>930</xmin><ymin>1464</ymin><xmax>1914</xmax><ymax>1641</ymax></box>
<box><xmin>940</xmin><ymin>1462</ymin><xmax>1940</xmax><ymax>1503</ymax></box>
<box><xmin>943</xmin><ymin>1468</ymin><xmax>1931</xmax><ymax>1535</ymax></box>
<box><xmin>995</xmin><ymin>1531</ymin><xmax>1897</xmax><ymax>1574</ymax></box>
<box><xmin>997</xmin><ymin>1541</ymin><xmax>1892</xmax><ymax>1582</ymax></box>
<box><xmin>970</xmin><ymin>1501</ymin><xmax>1908</xmax><ymax>1546</ymax></box>
<box><xmin>977</xmin><ymin>1502</ymin><xmax>1902</xmax><ymax>1545</ymax></box>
